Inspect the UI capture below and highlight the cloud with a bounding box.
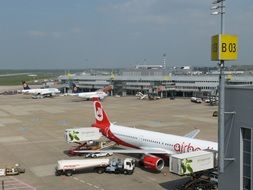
[28,30,64,39]
[129,14,171,25]
[28,30,47,37]
[28,27,82,39]
[100,0,208,26]
[71,27,81,33]
[101,0,171,25]
[109,0,156,14]
[52,32,61,39]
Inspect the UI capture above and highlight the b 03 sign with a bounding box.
[211,34,238,61]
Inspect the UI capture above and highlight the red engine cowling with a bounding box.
[142,155,164,171]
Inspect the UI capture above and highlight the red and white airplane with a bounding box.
[68,85,112,100]
[69,91,108,100]
[77,98,218,171]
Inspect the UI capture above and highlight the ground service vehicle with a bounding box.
[65,127,116,157]
[55,158,135,176]
[0,164,25,176]
[191,97,202,103]
[68,141,115,156]
[65,128,102,143]
[169,151,215,175]
[85,152,113,158]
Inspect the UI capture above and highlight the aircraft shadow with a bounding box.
[71,99,90,102]
[159,177,190,190]
[62,150,84,157]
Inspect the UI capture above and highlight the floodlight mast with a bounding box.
[211,0,225,174]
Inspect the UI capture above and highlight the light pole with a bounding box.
[211,0,225,173]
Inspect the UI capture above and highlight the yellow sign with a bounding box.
[211,35,219,61]
[211,34,238,61]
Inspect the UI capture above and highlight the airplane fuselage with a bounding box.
[22,88,60,96]
[104,124,218,154]
[77,91,107,99]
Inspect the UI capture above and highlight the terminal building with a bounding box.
[58,69,253,98]
[220,85,253,190]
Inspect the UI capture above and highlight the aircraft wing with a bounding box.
[40,92,53,96]
[70,93,99,99]
[89,95,100,98]
[184,129,200,139]
[140,95,148,100]
[67,93,78,96]
[74,147,174,155]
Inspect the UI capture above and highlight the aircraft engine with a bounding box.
[142,155,164,171]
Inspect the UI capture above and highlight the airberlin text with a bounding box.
[173,142,213,153]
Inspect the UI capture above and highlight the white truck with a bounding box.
[65,128,102,143]
[55,158,135,176]
[169,150,215,176]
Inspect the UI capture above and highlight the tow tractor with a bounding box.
[0,164,25,176]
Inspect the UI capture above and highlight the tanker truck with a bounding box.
[55,158,135,176]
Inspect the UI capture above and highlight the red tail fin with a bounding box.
[102,85,113,93]
[92,98,110,129]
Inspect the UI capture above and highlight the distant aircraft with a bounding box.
[68,85,112,100]
[21,81,60,98]
[69,91,108,100]
[75,98,218,171]
[136,92,160,100]
[136,92,148,100]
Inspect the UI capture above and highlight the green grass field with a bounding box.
[0,73,58,85]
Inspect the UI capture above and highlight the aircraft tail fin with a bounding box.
[92,98,110,130]
[102,85,112,93]
[96,85,112,93]
[22,81,30,90]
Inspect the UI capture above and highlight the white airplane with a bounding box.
[69,91,108,100]
[135,92,148,100]
[76,98,218,171]
[68,85,112,100]
[21,88,61,98]
[136,92,160,100]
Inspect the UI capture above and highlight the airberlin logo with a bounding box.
[174,142,201,153]
[94,101,103,121]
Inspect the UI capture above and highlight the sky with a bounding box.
[0,0,252,69]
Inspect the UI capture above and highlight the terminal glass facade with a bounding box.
[242,128,252,190]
